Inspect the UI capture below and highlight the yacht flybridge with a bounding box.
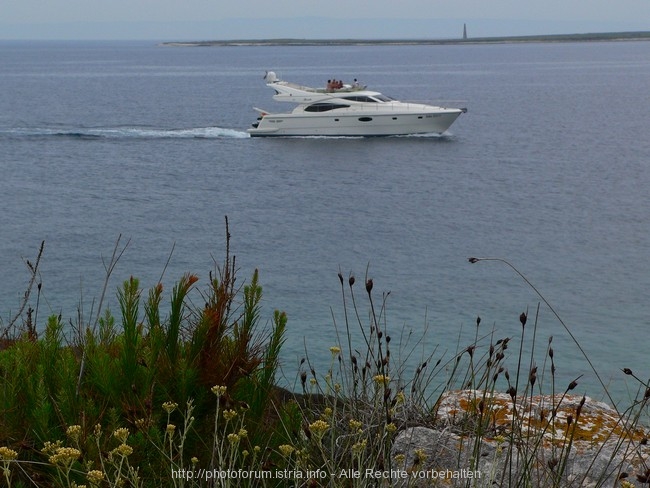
[247,71,466,137]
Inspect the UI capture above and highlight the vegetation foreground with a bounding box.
[1,229,649,487]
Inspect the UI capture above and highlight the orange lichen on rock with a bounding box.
[436,390,648,451]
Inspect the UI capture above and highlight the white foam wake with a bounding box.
[1,126,250,139]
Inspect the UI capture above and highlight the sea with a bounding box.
[1,39,649,408]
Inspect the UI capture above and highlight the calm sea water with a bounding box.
[1,40,649,406]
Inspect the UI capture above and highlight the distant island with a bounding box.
[162,30,650,47]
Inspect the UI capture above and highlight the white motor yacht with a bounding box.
[247,71,466,137]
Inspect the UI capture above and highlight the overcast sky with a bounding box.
[2,0,649,40]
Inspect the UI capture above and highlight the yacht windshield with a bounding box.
[373,94,394,102]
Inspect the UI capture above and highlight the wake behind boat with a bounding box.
[247,71,466,137]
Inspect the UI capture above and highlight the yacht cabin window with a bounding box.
[304,103,351,112]
[341,94,394,103]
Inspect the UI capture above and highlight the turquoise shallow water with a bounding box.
[1,40,650,406]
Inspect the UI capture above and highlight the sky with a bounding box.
[1,0,649,40]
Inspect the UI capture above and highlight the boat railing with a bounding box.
[325,101,466,113]
[280,81,321,92]
[408,99,468,105]
[276,80,367,94]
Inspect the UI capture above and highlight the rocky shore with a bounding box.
[392,389,650,487]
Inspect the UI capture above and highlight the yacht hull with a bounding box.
[248,109,463,137]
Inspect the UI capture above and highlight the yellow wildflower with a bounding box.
[223,409,238,421]
[322,407,333,418]
[238,428,248,438]
[66,425,82,442]
[385,423,397,433]
[227,433,240,444]
[166,424,176,435]
[42,440,63,455]
[0,447,18,461]
[373,374,390,386]
[394,454,406,466]
[349,419,363,431]
[162,401,178,414]
[329,346,341,356]
[87,470,105,485]
[278,444,295,457]
[211,385,227,397]
[191,457,199,465]
[309,420,330,436]
[112,444,133,458]
[49,447,81,467]
[396,391,406,405]
[113,427,129,443]
[309,378,317,386]
[352,439,367,454]
[414,448,427,462]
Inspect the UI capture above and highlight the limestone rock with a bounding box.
[390,390,650,487]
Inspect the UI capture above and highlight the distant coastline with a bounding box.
[162,30,650,47]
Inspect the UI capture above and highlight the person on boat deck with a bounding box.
[327,79,345,91]
[352,78,360,88]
